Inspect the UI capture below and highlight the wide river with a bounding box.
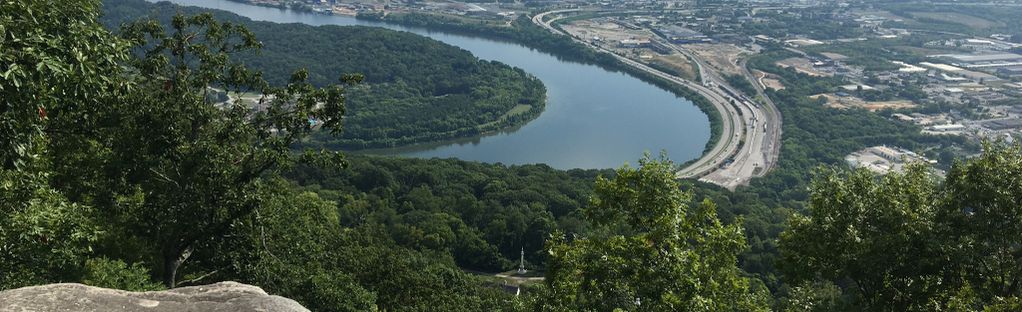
[154,0,710,169]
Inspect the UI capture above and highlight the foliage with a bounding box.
[286,155,606,271]
[778,281,851,312]
[541,156,769,311]
[4,0,352,289]
[2,2,524,309]
[82,258,163,291]
[779,142,1022,310]
[779,165,942,310]
[740,10,864,40]
[0,0,128,169]
[213,177,521,311]
[0,167,101,289]
[95,13,349,288]
[102,0,546,149]
[938,142,1022,303]
[726,74,757,96]
[209,179,380,311]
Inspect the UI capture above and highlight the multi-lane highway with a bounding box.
[532,9,781,190]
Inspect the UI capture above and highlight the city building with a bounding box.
[845,146,934,174]
[933,53,1022,69]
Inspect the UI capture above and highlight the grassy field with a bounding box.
[478,104,533,129]
[908,11,1003,29]
[649,54,699,81]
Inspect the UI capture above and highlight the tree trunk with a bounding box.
[162,245,194,288]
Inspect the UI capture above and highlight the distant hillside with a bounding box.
[101,0,546,149]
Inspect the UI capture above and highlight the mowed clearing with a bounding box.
[908,11,1003,29]
[648,53,700,81]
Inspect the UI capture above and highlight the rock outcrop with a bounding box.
[0,281,308,312]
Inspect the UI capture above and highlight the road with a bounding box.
[740,60,783,178]
[532,9,781,190]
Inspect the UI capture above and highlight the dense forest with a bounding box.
[740,10,866,40]
[4,0,1022,311]
[102,0,546,149]
[285,156,606,272]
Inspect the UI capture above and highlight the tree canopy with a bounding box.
[540,156,769,311]
[780,143,1022,311]
[3,0,350,289]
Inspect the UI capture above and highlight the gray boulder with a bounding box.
[0,281,309,312]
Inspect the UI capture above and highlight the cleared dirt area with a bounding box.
[686,43,750,76]
[562,19,650,43]
[812,93,916,111]
[563,19,699,81]
[647,53,699,81]
[753,70,785,90]
[775,57,833,77]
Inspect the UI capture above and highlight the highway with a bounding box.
[532,9,781,190]
[739,58,782,181]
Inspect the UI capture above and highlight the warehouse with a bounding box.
[934,53,1022,69]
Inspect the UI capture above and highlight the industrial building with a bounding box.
[655,25,708,44]
[619,39,651,48]
[845,146,933,174]
[933,53,1022,69]
[929,124,966,133]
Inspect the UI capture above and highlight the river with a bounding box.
[150,0,710,169]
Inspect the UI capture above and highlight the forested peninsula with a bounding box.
[102,0,546,149]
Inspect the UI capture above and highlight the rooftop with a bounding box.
[934,53,1022,63]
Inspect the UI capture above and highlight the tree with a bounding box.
[0,0,119,289]
[0,0,128,169]
[213,179,379,311]
[541,155,768,311]
[82,258,164,291]
[779,280,850,312]
[779,165,944,310]
[937,142,1022,303]
[0,167,101,289]
[779,143,1022,310]
[4,1,358,288]
[73,14,358,288]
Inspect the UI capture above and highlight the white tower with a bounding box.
[517,248,527,274]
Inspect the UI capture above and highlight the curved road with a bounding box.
[533,9,780,189]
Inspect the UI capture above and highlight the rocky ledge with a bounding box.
[0,281,308,312]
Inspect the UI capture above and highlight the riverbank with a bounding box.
[357,12,723,157]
